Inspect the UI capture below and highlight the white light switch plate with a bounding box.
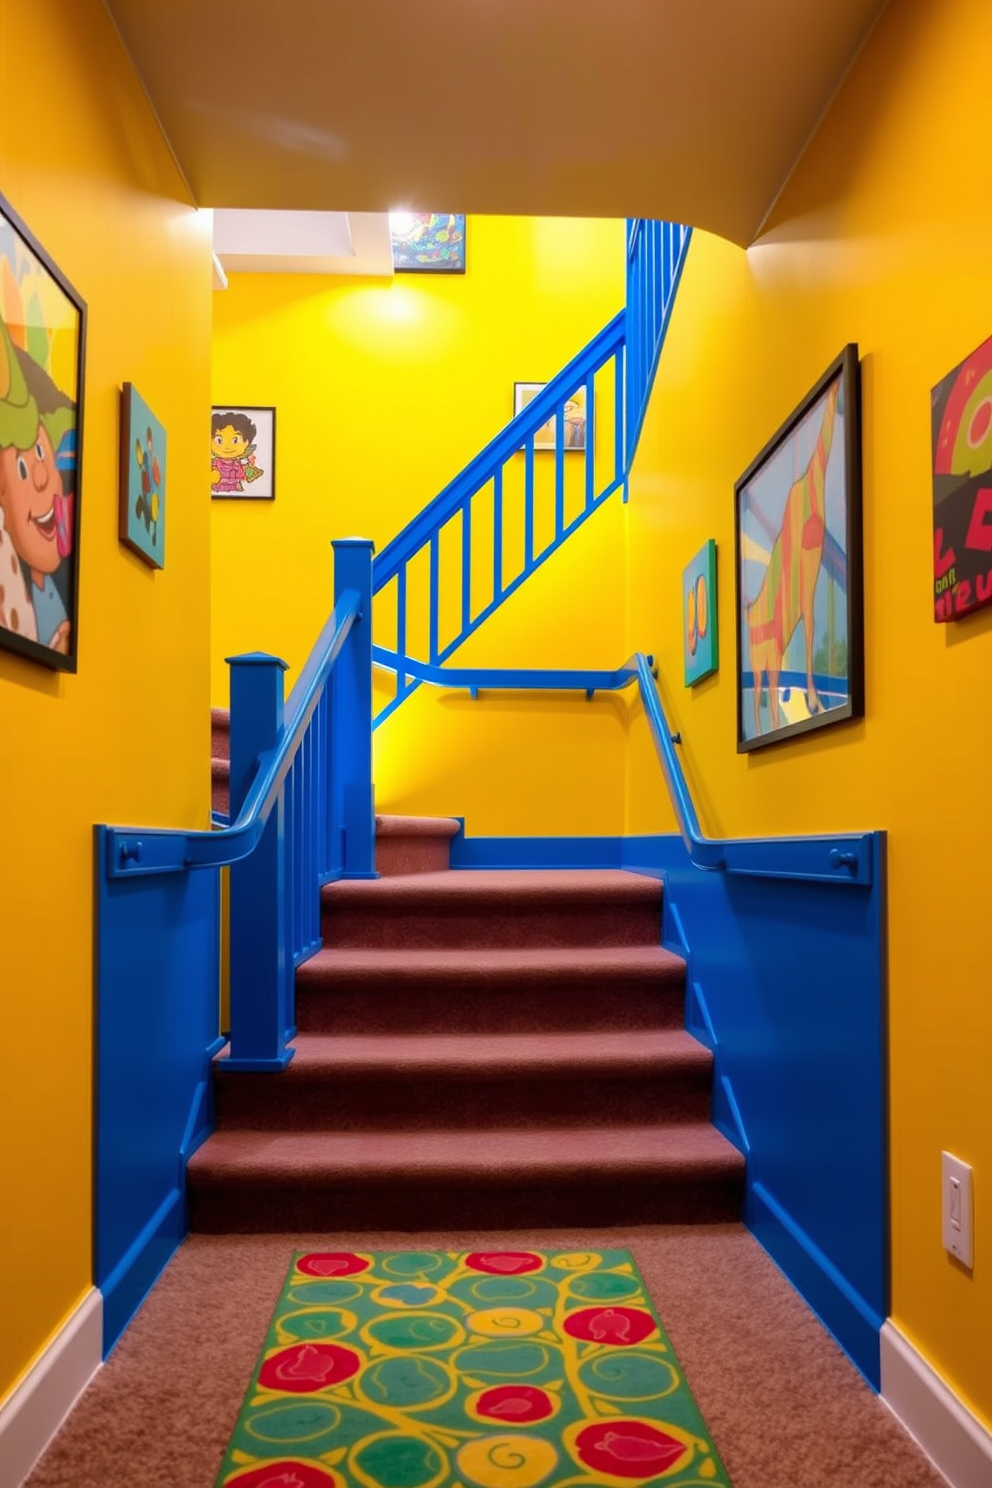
[941,1151,973,1268]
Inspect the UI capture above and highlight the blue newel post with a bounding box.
[226,651,295,1070]
[330,538,377,879]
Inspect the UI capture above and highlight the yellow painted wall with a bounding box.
[626,0,992,1425]
[0,0,213,1402]
[211,218,629,834]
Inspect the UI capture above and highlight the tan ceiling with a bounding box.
[104,0,888,247]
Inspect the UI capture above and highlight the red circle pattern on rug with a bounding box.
[224,1461,339,1486]
[575,1421,689,1478]
[464,1251,543,1274]
[258,1343,361,1393]
[563,1306,657,1345]
[476,1385,555,1423]
[295,1252,370,1278]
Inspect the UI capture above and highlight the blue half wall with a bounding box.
[454,828,888,1388]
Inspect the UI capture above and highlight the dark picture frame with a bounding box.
[734,344,863,752]
[211,406,276,500]
[0,190,87,672]
[119,383,166,569]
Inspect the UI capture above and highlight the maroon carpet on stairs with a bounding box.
[188,809,745,1233]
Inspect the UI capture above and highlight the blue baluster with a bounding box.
[226,651,294,1071]
[331,538,377,879]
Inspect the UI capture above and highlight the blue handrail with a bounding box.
[373,649,872,886]
[371,220,693,729]
[104,539,377,1070]
[105,591,360,876]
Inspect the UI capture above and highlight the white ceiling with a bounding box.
[105,0,889,247]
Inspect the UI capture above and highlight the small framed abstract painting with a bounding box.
[734,344,864,752]
[931,333,992,622]
[683,540,718,685]
[513,383,588,453]
[390,213,466,273]
[119,384,166,568]
[211,406,275,499]
[0,190,86,671]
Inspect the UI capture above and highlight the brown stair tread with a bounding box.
[188,1122,744,1184]
[325,868,663,906]
[215,1028,711,1081]
[297,942,684,981]
[375,815,460,838]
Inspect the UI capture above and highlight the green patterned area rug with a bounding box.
[216,1249,733,1488]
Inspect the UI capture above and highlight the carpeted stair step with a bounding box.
[186,1122,746,1231]
[294,943,687,1034]
[375,814,460,876]
[211,1028,713,1130]
[322,868,663,950]
[211,707,231,816]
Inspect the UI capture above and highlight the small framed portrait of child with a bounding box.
[210,406,275,500]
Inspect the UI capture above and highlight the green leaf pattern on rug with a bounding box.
[216,1249,733,1487]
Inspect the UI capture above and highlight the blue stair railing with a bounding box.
[372,219,692,727]
[105,538,376,1071]
[625,220,692,463]
[103,220,693,1072]
[378,651,873,886]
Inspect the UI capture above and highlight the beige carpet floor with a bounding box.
[25,1224,946,1488]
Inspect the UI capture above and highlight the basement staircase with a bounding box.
[191,713,745,1231]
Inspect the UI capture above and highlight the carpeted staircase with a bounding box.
[192,709,745,1230]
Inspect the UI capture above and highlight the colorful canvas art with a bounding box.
[931,333,992,622]
[514,383,587,452]
[0,192,86,671]
[390,213,466,273]
[215,1248,732,1488]
[119,384,166,568]
[211,406,275,500]
[683,540,718,686]
[734,345,864,751]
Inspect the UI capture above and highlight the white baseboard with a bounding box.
[881,1319,992,1488]
[0,1288,103,1488]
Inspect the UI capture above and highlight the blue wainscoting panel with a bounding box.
[623,831,888,1388]
[94,828,221,1355]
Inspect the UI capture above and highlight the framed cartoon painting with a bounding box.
[513,382,588,452]
[211,406,275,499]
[683,540,718,686]
[0,191,86,671]
[734,344,864,752]
[119,383,167,568]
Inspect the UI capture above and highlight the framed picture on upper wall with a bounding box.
[119,383,166,568]
[0,191,86,672]
[683,540,718,686]
[734,344,864,752]
[211,406,275,499]
[514,382,588,452]
[390,213,466,273]
[931,333,992,622]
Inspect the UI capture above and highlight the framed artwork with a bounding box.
[390,213,466,273]
[119,384,166,568]
[0,191,86,672]
[514,383,588,453]
[211,406,275,500]
[734,344,863,752]
[683,540,718,686]
[931,333,992,622]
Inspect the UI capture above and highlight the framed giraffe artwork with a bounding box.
[733,344,864,752]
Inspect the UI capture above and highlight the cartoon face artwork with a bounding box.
[0,313,75,656]
[0,512,38,642]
